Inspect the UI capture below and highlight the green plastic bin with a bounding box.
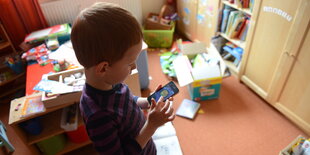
[36,134,66,155]
[142,22,175,48]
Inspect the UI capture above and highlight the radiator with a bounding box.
[39,0,143,26]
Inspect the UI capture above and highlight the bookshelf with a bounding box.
[215,0,254,76]
[219,32,246,49]
[222,1,252,16]
[0,21,26,101]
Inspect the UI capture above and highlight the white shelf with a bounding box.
[224,60,239,75]
[222,1,252,16]
[220,33,246,49]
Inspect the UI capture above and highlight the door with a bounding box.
[240,0,306,100]
[274,25,310,135]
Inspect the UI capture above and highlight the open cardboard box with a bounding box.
[41,67,141,108]
[173,42,226,101]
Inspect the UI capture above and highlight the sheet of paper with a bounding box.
[25,28,52,41]
[152,122,176,140]
[153,136,183,155]
[49,41,81,66]
[152,122,183,155]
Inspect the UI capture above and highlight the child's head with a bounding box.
[71,2,143,69]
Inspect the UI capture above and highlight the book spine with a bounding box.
[239,20,250,41]
[230,17,245,38]
[221,9,231,33]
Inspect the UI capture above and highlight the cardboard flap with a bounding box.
[173,55,194,87]
[208,43,227,76]
[181,42,207,55]
[192,65,221,80]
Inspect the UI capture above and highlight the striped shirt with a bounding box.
[80,83,156,155]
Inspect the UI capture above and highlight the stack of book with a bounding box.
[220,6,250,41]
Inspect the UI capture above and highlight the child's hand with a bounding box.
[147,96,175,129]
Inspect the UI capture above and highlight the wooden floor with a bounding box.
[0,49,308,155]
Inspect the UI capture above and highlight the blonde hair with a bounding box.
[71,2,142,68]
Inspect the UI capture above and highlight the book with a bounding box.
[234,17,247,38]
[220,8,233,33]
[234,0,242,8]
[249,0,254,11]
[225,11,240,35]
[152,122,183,155]
[239,19,250,41]
[228,15,245,38]
[20,93,46,118]
[176,99,200,119]
[24,23,71,43]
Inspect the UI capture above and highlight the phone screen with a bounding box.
[152,86,175,102]
[148,81,179,103]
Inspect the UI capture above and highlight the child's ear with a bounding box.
[95,61,109,76]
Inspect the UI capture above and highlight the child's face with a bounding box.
[104,40,142,85]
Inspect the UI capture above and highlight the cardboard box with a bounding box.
[279,135,307,155]
[173,42,223,101]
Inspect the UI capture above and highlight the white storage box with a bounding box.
[60,104,78,131]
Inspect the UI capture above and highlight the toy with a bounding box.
[21,44,50,65]
[52,59,70,72]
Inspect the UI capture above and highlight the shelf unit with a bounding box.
[57,139,92,155]
[0,21,16,55]
[0,21,25,100]
[0,41,10,50]
[9,99,92,155]
[222,1,252,16]
[219,32,246,49]
[216,0,254,76]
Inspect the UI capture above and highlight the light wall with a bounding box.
[141,0,166,20]
[40,0,166,26]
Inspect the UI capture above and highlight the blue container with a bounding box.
[6,61,24,74]
[19,118,43,135]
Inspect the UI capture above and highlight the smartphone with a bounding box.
[147,81,179,104]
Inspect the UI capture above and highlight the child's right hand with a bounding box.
[147,96,175,129]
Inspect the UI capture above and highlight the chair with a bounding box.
[0,120,15,153]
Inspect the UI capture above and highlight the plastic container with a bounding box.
[142,22,175,48]
[136,49,149,89]
[65,125,89,143]
[60,104,78,131]
[19,118,42,135]
[36,134,66,155]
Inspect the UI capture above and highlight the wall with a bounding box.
[141,0,166,19]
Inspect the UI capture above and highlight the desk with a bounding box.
[25,63,53,96]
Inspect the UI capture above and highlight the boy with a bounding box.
[71,2,175,155]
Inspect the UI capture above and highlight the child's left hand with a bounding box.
[137,85,162,109]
